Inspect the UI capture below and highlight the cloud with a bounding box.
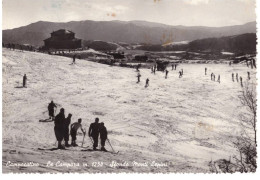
[184,0,210,5]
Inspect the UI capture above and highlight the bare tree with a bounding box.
[209,81,257,173]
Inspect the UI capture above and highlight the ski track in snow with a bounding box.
[2,48,256,173]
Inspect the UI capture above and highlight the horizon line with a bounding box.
[3,19,256,31]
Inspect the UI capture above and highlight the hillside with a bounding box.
[2,49,256,173]
[136,33,256,54]
[2,20,256,46]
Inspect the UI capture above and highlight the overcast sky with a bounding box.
[2,0,256,30]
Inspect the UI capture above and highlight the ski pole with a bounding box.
[81,129,86,147]
[89,136,94,144]
[81,134,86,147]
[107,139,116,153]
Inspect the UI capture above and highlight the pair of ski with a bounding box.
[82,134,119,154]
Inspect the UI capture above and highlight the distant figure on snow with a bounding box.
[229,61,231,66]
[165,69,169,79]
[72,54,76,64]
[232,73,234,82]
[64,113,72,147]
[247,72,250,80]
[48,101,57,120]
[99,122,108,152]
[88,118,100,150]
[54,108,65,149]
[23,74,27,88]
[71,118,86,147]
[240,77,243,87]
[153,65,156,74]
[145,78,149,87]
[211,73,214,81]
[236,73,239,82]
[217,75,220,83]
[205,68,207,75]
[172,64,174,70]
[179,71,182,78]
[137,72,141,83]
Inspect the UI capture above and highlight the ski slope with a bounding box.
[2,48,256,173]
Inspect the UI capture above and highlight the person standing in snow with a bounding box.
[88,118,100,150]
[211,73,214,81]
[217,75,220,83]
[137,72,141,83]
[23,74,27,88]
[247,72,251,80]
[70,118,86,147]
[205,68,207,75]
[145,78,149,87]
[179,71,182,78]
[153,65,156,74]
[236,73,239,82]
[72,54,76,64]
[240,77,243,87]
[54,108,66,149]
[48,101,57,120]
[165,69,169,79]
[99,122,108,152]
[64,113,72,147]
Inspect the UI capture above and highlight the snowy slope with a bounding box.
[2,49,256,173]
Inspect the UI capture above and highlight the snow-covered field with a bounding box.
[2,49,256,173]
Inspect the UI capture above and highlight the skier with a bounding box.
[70,118,86,147]
[179,71,182,78]
[236,73,239,82]
[232,73,234,82]
[250,60,253,69]
[88,118,100,150]
[165,69,169,79]
[153,65,156,74]
[217,75,220,83]
[54,108,65,149]
[205,68,207,75]
[48,101,57,120]
[64,113,72,147]
[23,74,27,88]
[137,72,141,83]
[211,73,214,81]
[145,78,149,88]
[99,122,108,152]
[72,54,76,64]
[252,58,256,68]
[181,69,183,76]
[172,64,174,70]
[247,72,250,80]
[240,77,243,87]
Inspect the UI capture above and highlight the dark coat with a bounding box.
[88,123,99,137]
[99,126,107,140]
[54,112,65,129]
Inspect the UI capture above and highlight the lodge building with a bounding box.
[44,29,82,50]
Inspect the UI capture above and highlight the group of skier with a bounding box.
[48,101,108,151]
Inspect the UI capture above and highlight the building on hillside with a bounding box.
[44,29,82,50]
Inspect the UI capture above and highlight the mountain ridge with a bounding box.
[2,20,256,46]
